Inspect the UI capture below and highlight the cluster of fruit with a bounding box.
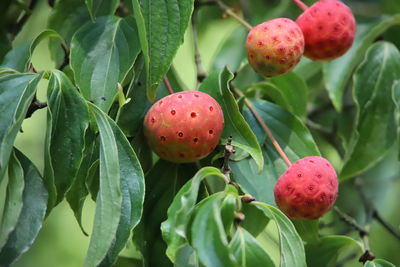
[247,0,356,77]
[143,0,355,220]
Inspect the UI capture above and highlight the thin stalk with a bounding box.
[233,89,292,167]
[214,0,253,30]
[163,77,174,94]
[291,0,309,11]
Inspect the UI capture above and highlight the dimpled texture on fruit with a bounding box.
[296,0,356,61]
[143,91,224,163]
[246,18,305,77]
[274,156,338,220]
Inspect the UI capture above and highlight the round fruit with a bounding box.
[296,0,356,61]
[143,91,224,163]
[246,18,305,77]
[274,156,338,220]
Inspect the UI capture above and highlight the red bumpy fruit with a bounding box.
[246,18,305,77]
[274,156,338,220]
[296,0,356,61]
[143,91,224,163]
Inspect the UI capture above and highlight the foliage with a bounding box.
[1,0,400,266]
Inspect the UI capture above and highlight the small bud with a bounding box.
[240,194,255,203]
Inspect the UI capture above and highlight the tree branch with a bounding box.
[221,136,235,182]
[26,95,47,119]
[355,178,400,241]
[213,0,253,30]
[333,206,375,264]
[233,88,292,167]
[191,8,207,85]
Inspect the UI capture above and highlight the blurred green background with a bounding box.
[1,0,400,266]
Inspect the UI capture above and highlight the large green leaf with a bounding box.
[190,193,238,267]
[1,30,64,72]
[85,0,119,21]
[85,104,145,267]
[340,42,400,180]
[137,0,194,102]
[229,227,275,267]
[0,150,48,266]
[199,67,263,172]
[0,73,41,182]
[323,15,400,111]
[70,16,141,112]
[305,236,362,267]
[231,99,320,204]
[161,167,227,262]
[43,70,89,211]
[66,129,98,235]
[253,202,306,267]
[0,151,24,249]
[267,72,308,118]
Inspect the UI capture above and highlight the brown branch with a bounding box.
[221,136,235,181]
[26,95,47,119]
[233,89,292,167]
[191,8,207,84]
[355,178,400,241]
[213,0,252,30]
[163,76,174,94]
[333,206,375,264]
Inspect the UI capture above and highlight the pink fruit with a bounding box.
[246,18,305,77]
[143,91,224,163]
[274,156,338,220]
[296,0,356,61]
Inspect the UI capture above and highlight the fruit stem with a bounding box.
[214,0,253,31]
[291,0,309,11]
[221,136,235,181]
[233,89,292,167]
[192,8,207,84]
[163,76,174,94]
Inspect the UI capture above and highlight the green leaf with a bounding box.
[291,220,319,244]
[199,67,263,172]
[0,151,24,249]
[47,0,91,65]
[44,70,89,211]
[305,236,362,267]
[212,27,248,72]
[175,244,199,267]
[85,103,145,267]
[161,167,227,262]
[268,72,308,117]
[340,42,400,180]
[230,99,320,204]
[66,129,98,235]
[139,0,194,102]
[229,227,275,267]
[0,29,11,62]
[394,80,400,159]
[0,149,48,266]
[85,0,119,21]
[364,259,396,267]
[240,203,270,237]
[323,15,400,111]
[0,73,42,182]
[190,194,238,267]
[1,30,64,72]
[253,202,306,267]
[70,16,141,112]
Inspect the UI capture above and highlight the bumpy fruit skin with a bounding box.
[143,91,224,163]
[296,0,356,61]
[246,18,305,77]
[274,156,338,220]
